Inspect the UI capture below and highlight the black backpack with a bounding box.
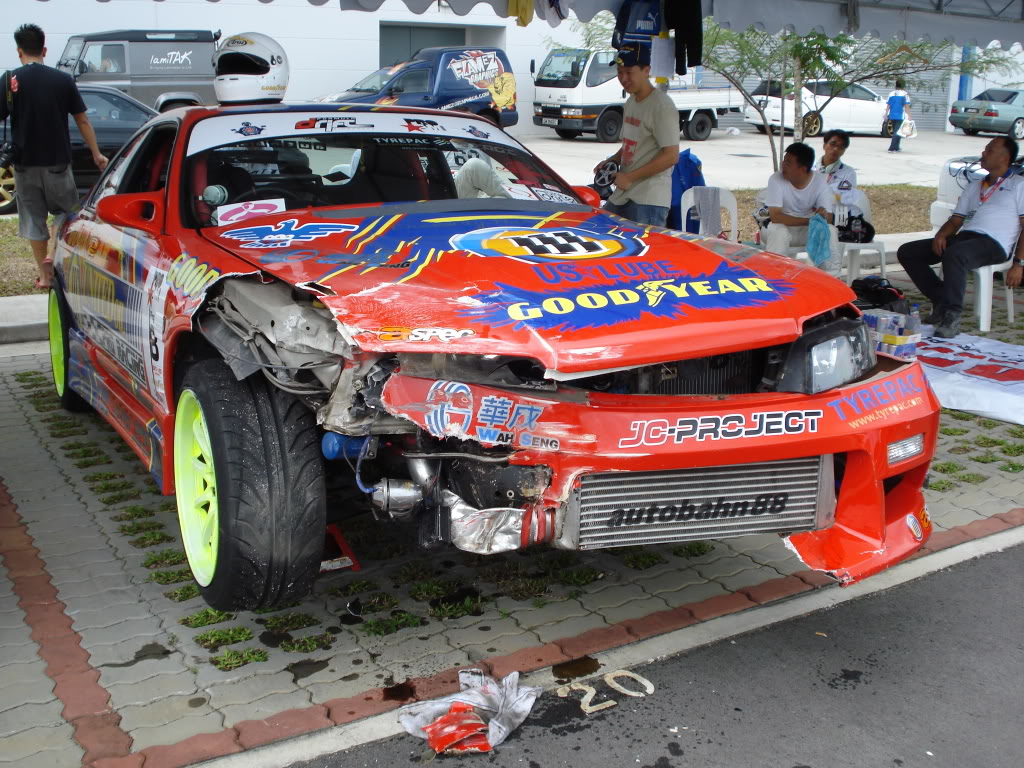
[851,276,910,315]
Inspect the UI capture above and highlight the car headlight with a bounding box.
[561,107,583,116]
[778,318,877,394]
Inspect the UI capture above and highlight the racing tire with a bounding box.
[1010,119,1024,140]
[173,359,326,611]
[685,112,713,141]
[802,111,823,137]
[882,120,895,138]
[48,285,90,412]
[159,100,193,113]
[963,128,980,136]
[755,124,768,134]
[596,109,622,143]
[555,129,581,140]
[0,165,16,216]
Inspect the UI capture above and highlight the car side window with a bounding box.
[586,52,617,87]
[119,125,178,195]
[80,43,126,74]
[394,69,430,93]
[88,133,145,206]
[847,85,876,101]
[80,91,151,126]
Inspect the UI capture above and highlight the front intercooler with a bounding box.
[568,455,835,550]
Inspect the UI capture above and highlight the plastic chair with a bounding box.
[841,190,887,284]
[680,187,738,241]
[973,259,1016,332]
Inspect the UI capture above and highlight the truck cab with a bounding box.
[57,29,219,112]
[315,47,518,128]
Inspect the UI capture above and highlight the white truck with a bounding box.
[531,48,743,143]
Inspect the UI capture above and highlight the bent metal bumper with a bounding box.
[381,358,940,585]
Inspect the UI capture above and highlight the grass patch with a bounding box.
[158,500,177,513]
[280,633,336,653]
[65,446,103,459]
[100,489,143,505]
[180,607,234,628]
[61,440,97,450]
[501,577,549,601]
[673,541,715,558]
[149,568,193,585]
[14,371,45,382]
[956,472,988,484]
[210,647,268,671]
[939,427,970,437]
[110,506,155,522]
[143,549,187,569]
[92,479,136,493]
[557,566,603,587]
[84,471,124,482]
[430,594,483,620]
[932,461,966,474]
[477,560,529,583]
[942,409,977,422]
[50,426,89,437]
[409,579,459,602]
[1005,426,1024,439]
[617,547,667,570]
[974,435,1005,448]
[1001,442,1024,457]
[130,531,174,548]
[330,579,378,598]
[195,626,253,650]
[164,583,201,602]
[928,478,957,491]
[263,612,320,633]
[972,452,1001,464]
[360,612,423,636]
[117,520,165,535]
[360,592,399,613]
[392,560,433,585]
[999,461,1024,472]
[978,418,1001,429]
[73,456,112,468]
[948,445,973,455]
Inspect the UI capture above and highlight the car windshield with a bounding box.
[348,64,407,93]
[535,50,589,87]
[185,112,579,228]
[752,80,786,97]
[58,39,84,70]
[972,89,1018,103]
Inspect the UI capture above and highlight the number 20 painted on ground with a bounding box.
[556,669,656,714]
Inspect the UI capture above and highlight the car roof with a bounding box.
[206,101,491,121]
[78,84,158,115]
[67,30,218,43]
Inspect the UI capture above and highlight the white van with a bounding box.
[531,48,742,143]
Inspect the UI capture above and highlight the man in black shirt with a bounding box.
[0,24,107,290]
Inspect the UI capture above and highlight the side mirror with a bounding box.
[96,191,163,236]
[530,59,536,75]
[76,60,87,76]
[572,185,602,208]
[389,85,405,95]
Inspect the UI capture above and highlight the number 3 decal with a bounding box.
[556,669,655,714]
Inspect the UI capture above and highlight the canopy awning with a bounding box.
[43,0,1024,46]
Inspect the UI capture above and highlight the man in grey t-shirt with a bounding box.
[593,43,679,227]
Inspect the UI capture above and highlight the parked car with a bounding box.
[948,88,1024,138]
[743,79,890,137]
[56,29,219,111]
[48,102,938,610]
[0,84,156,215]
[314,47,518,127]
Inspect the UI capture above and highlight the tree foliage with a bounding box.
[543,10,616,51]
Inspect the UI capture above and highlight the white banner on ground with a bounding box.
[917,331,1024,425]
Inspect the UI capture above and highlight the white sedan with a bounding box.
[743,79,890,137]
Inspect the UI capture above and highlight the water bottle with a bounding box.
[907,303,921,333]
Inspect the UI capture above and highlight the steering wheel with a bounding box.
[593,160,618,201]
[229,186,302,206]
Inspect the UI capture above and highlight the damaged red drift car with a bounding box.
[48,103,939,610]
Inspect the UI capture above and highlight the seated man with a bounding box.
[759,142,841,275]
[898,136,1024,338]
[817,129,862,219]
[455,156,511,199]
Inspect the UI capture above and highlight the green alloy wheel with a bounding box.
[173,358,326,610]
[48,286,89,411]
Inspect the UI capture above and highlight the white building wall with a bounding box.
[2,0,577,104]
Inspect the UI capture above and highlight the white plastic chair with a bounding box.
[841,190,887,284]
[680,187,738,241]
[973,260,1016,332]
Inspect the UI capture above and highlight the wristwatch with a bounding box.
[1014,257,1024,266]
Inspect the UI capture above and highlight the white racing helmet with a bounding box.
[213,32,289,104]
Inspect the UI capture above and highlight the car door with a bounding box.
[810,81,851,130]
[387,68,433,108]
[844,83,885,132]
[62,122,178,415]
[70,89,155,196]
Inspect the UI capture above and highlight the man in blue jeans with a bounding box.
[886,78,912,153]
[897,137,1024,338]
[594,43,679,226]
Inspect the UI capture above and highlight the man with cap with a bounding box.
[593,43,680,227]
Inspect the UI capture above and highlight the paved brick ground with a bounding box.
[1,312,1022,767]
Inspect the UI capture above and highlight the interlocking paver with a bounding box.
[443,617,523,649]
[634,566,707,595]
[598,594,672,625]
[305,667,388,704]
[716,568,775,592]
[0,676,55,712]
[105,670,198,709]
[70,601,157,631]
[98,652,189,687]
[381,649,471,682]
[0,700,65,738]
[694,553,760,581]
[205,671,297,710]
[128,712,226,752]
[76,617,164,647]
[509,599,588,630]
[0,624,35,648]
[534,614,609,643]
[2,642,43,665]
[460,630,544,663]
[219,690,313,728]
[54,573,133,600]
[0,723,82,764]
[35,549,119,575]
[117,694,217,732]
[659,580,730,609]
[579,583,653,612]
[931,506,986,529]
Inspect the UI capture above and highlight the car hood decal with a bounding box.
[207,208,854,373]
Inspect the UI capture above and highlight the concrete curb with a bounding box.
[0,294,48,344]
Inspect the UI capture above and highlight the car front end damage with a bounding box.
[196,218,939,587]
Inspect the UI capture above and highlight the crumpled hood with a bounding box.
[205,205,855,373]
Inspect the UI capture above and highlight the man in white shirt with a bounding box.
[759,142,841,275]
[817,129,861,218]
[897,137,1024,338]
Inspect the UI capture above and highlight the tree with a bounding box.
[543,10,615,52]
[703,20,1022,170]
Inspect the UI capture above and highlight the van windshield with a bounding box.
[535,50,589,88]
[349,64,406,93]
[58,39,84,70]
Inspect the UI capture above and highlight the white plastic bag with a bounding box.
[897,119,917,139]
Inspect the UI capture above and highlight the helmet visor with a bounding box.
[216,51,270,77]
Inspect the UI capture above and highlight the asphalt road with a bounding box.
[286,545,1024,768]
